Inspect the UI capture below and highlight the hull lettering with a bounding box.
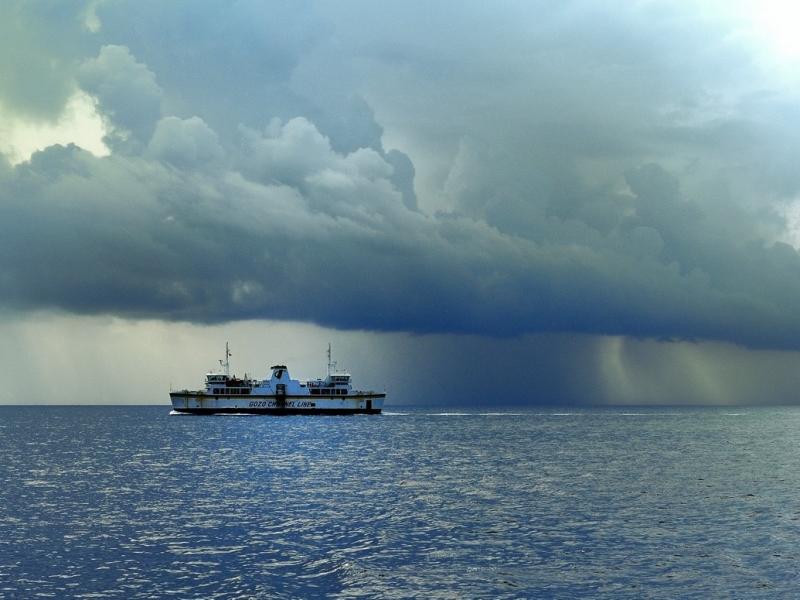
[248,400,317,408]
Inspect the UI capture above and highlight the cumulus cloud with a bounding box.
[77,44,163,150]
[3,1,800,355]
[147,116,224,169]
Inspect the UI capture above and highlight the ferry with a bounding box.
[170,344,385,415]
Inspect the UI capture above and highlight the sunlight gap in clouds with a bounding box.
[712,0,800,77]
[746,0,800,62]
[0,91,108,165]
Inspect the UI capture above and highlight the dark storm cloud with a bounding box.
[3,1,800,350]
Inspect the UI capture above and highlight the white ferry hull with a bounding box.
[170,392,385,415]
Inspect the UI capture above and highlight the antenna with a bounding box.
[327,342,332,377]
[222,341,231,377]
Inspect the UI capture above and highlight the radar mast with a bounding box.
[219,341,231,377]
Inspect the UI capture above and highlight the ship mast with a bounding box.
[327,343,332,377]
[220,341,231,377]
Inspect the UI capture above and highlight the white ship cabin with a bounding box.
[204,372,254,396]
[305,369,353,396]
[269,364,353,396]
[195,343,356,398]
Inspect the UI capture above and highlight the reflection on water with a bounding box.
[2,405,800,598]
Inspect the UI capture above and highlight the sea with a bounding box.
[2,405,800,599]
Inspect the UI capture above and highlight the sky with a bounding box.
[3,0,800,405]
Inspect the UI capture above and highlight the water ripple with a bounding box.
[2,406,800,597]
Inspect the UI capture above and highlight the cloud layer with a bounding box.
[3,1,800,350]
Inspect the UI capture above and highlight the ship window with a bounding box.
[311,389,320,395]
[274,369,284,379]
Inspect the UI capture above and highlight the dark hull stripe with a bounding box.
[172,407,383,416]
[169,393,386,400]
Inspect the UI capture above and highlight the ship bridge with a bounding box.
[326,373,351,386]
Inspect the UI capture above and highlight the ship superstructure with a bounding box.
[170,343,385,415]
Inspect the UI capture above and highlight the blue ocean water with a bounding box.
[2,406,800,598]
